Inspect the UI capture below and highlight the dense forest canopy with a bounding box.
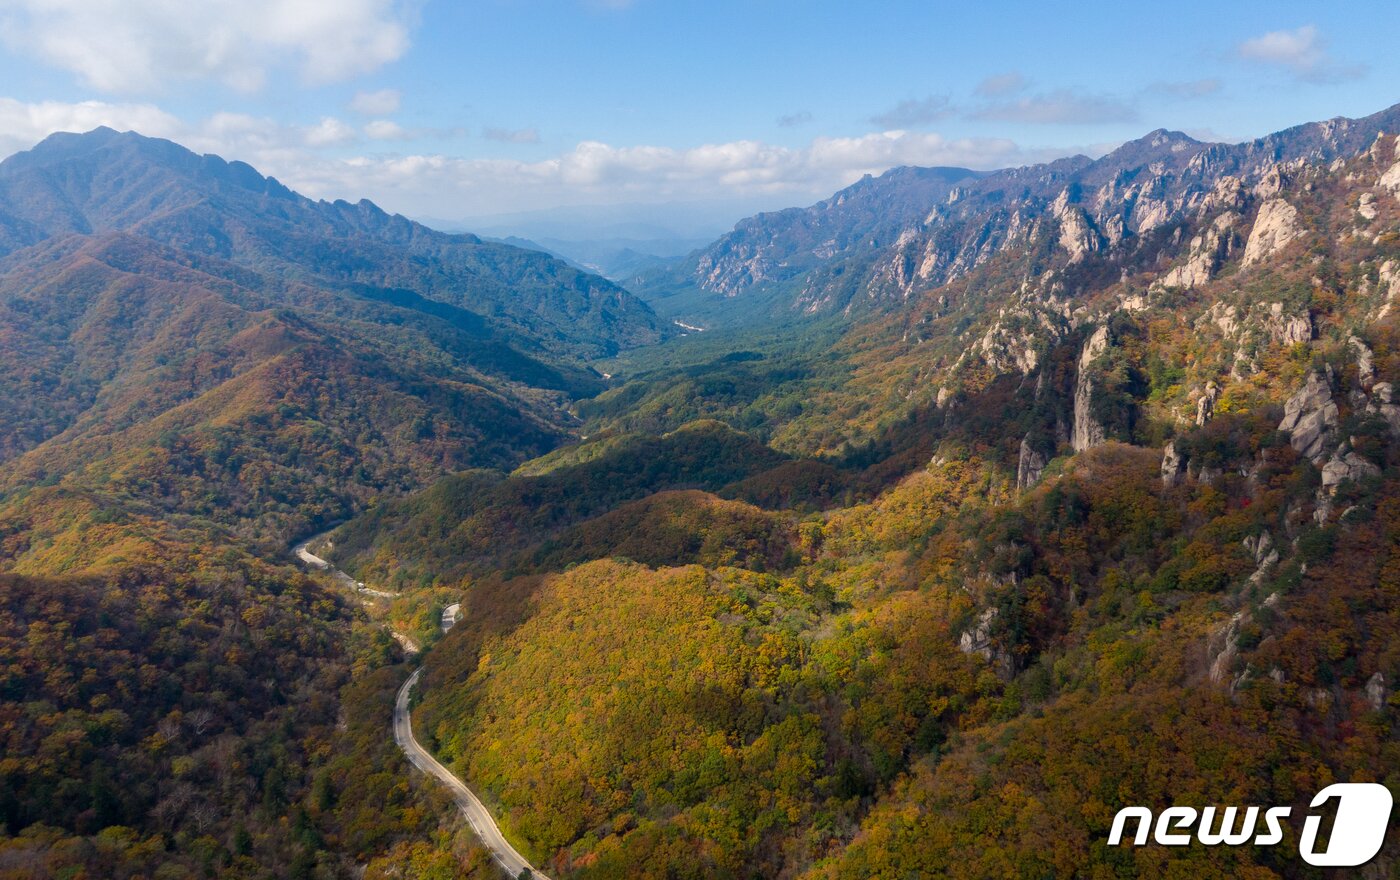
[5,102,1400,879]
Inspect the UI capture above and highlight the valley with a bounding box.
[4,96,1400,879]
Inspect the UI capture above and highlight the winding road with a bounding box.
[295,533,544,878]
[395,670,547,879]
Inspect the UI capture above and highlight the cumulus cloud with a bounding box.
[869,96,953,129]
[483,127,541,144]
[0,97,182,155]
[364,119,410,140]
[286,129,1035,217]
[0,97,1060,220]
[974,72,1027,97]
[1238,25,1321,72]
[303,117,357,147]
[0,100,358,168]
[969,89,1138,125]
[1236,25,1364,83]
[350,88,402,115]
[0,0,413,93]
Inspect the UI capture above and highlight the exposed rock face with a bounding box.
[667,107,1400,318]
[1243,531,1279,586]
[1379,260,1400,320]
[1263,304,1312,345]
[1278,370,1338,463]
[1366,672,1389,711]
[1201,301,1310,348]
[1017,436,1047,490]
[1358,192,1378,220]
[1052,190,1103,264]
[1159,211,1238,289]
[1380,160,1400,193]
[957,609,1002,660]
[1320,451,1381,490]
[1253,164,1290,199]
[1161,440,1186,487]
[1366,382,1400,435]
[1242,199,1301,266]
[1072,326,1111,452]
[1350,335,1376,387]
[1196,381,1219,426]
[1209,612,1244,685]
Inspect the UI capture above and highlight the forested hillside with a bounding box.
[0,130,671,877]
[0,129,680,568]
[7,102,1400,878]
[324,108,1400,877]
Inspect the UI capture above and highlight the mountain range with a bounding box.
[4,100,1400,879]
[636,102,1400,327]
[0,128,678,563]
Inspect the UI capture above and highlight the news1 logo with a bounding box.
[1108,783,1393,867]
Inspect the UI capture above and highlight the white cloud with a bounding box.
[1236,25,1364,83]
[281,130,1036,217]
[364,119,410,140]
[0,0,413,93]
[350,88,402,115]
[0,97,183,155]
[0,97,1058,221]
[303,117,357,147]
[970,89,1138,125]
[1237,25,1324,73]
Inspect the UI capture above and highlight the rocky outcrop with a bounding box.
[1072,326,1111,452]
[1358,192,1378,220]
[1379,260,1400,321]
[1196,381,1219,426]
[1262,304,1312,345]
[1161,440,1186,487]
[1366,382,1400,435]
[1278,370,1338,463]
[1052,191,1103,264]
[1199,301,1309,349]
[1209,612,1244,685]
[1253,164,1291,199]
[1159,212,1238,289]
[959,607,1010,675]
[1320,450,1381,490]
[1242,199,1301,266]
[1017,436,1047,490]
[1380,160,1400,193]
[1366,672,1389,711]
[1243,531,1279,586]
[1350,335,1376,387]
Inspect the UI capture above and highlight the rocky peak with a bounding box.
[1095,128,1204,171]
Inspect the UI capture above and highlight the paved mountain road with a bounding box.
[295,534,542,878]
[395,670,548,879]
[294,536,398,598]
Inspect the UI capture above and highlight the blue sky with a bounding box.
[0,0,1395,233]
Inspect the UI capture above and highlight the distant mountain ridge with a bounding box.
[640,102,1400,321]
[0,127,675,555]
[0,127,672,359]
